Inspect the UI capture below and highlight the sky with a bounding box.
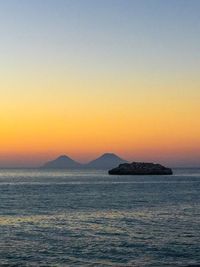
[0,0,200,167]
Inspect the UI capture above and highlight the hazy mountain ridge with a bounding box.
[85,153,127,169]
[42,155,82,169]
[41,153,127,169]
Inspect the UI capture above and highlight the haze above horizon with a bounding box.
[0,0,200,167]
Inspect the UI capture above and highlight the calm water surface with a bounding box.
[0,169,200,266]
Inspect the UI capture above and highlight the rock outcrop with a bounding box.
[108,162,173,175]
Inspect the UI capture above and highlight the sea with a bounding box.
[0,168,199,267]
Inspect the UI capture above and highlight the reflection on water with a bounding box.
[0,169,200,266]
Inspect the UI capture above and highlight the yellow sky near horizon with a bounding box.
[1,67,200,167]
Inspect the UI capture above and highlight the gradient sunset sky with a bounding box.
[0,0,200,167]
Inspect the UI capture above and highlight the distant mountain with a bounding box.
[41,153,128,170]
[85,153,127,169]
[41,155,82,169]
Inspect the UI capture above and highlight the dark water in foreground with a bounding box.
[0,169,200,267]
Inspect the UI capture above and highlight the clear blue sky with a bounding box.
[0,0,199,73]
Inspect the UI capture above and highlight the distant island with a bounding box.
[108,162,173,175]
[42,155,82,169]
[84,153,127,169]
[41,154,173,174]
[41,153,127,170]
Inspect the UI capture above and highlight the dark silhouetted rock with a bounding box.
[108,162,173,175]
[85,153,127,169]
[41,155,82,169]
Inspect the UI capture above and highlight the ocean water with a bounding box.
[0,169,200,267]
